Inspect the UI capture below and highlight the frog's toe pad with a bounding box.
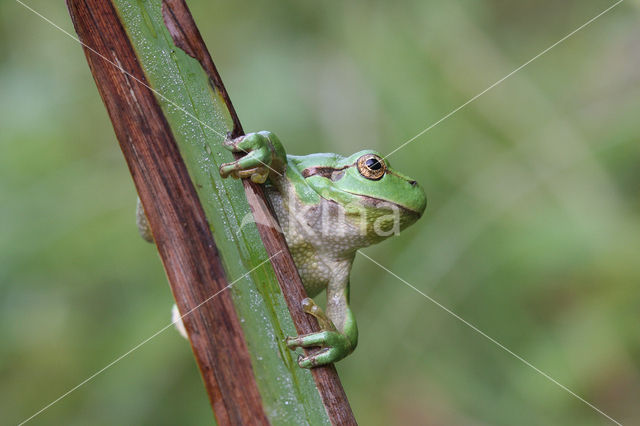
[286,331,332,349]
[219,161,241,178]
[221,135,245,152]
[296,349,338,368]
[286,336,300,349]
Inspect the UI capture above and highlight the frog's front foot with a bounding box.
[286,298,354,368]
[219,131,283,184]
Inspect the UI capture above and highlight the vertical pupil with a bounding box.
[366,158,382,171]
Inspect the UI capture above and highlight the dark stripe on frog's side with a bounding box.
[302,165,418,187]
[302,165,350,181]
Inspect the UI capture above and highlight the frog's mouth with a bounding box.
[344,191,424,219]
[303,165,425,219]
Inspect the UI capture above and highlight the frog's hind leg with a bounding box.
[136,197,154,243]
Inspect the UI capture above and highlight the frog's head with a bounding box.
[303,150,426,241]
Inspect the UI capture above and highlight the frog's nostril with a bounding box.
[409,180,417,187]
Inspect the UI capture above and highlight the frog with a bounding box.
[138,131,426,368]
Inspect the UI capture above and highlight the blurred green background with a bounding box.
[1,0,639,424]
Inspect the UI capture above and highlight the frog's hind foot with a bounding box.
[285,298,352,368]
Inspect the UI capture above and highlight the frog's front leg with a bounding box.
[286,280,358,368]
[219,131,286,183]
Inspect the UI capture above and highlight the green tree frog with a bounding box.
[138,131,426,368]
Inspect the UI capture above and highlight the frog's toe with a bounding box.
[285,335,299,349]
[289,332,351,367]
[236,167,269,184]
[286,331,331,349]
[219,160,239,178]
[297,348,340,368]
[221,135,243,152]
[222,132,269,153]
[219,147,272,179]
[220,162,270,183]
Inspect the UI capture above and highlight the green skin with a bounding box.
[138,131,426,368]
[218,131,427,368]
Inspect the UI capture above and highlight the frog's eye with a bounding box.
[356,154,386,180]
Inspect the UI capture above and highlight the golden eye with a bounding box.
[356,154,386,180]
